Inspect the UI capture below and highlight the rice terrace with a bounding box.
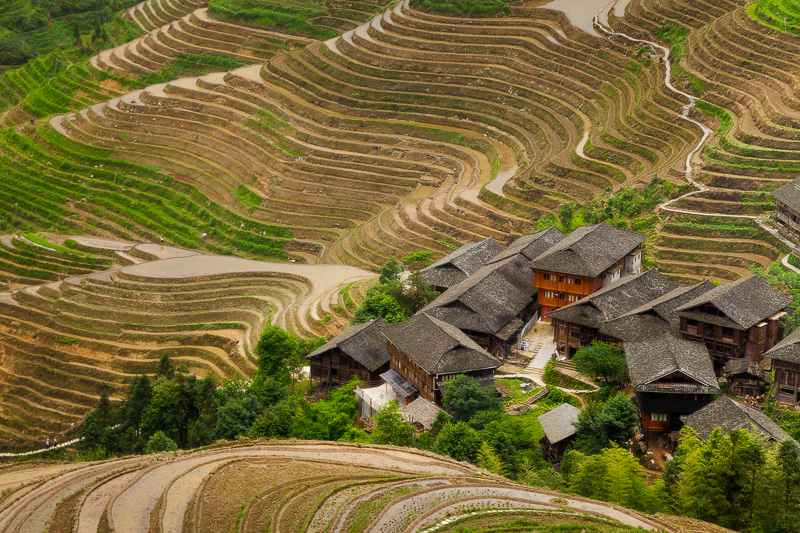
[3,0,800,530]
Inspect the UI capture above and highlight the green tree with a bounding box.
[254,326,299,384]
[574,395,637,453]
[433,421,481,463]
[476,441,505,475]
[156,353,174,379]
[214,395,263,440]
[371,401,416,446]
[125,375,152,437]
[442,374,502,422]
[573,341,628,386]
[145,431,178,454]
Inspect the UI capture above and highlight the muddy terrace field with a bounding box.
[0,442,730,532]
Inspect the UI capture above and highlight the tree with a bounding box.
[442,374,502,422]
[125,375,152,436]
[476,441,505,475]
[156,353,174,379]
[214,395,263,440]
[574,395,637,453]
[145,431,178,454]
[371,401,416,446]
[573,341,628,386]
[433,421,481,463]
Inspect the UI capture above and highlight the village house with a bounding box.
[681,396,795,444]
[547,269,681,357]
[676,274,791,375]
[485,226,566,266]
[381,312,501,406]
[401,397,445,430]
[723,358,768,398]
[537,403,582,463]
[307,318,390,386]
[419,237,505,292]
[771,177,800,240]
[422,254,537,358]
[625,335,719,442]
[764,326,800,406]
[528,222,645,321]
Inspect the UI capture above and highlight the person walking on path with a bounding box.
[45,438,50,449]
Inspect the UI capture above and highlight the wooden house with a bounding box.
[528,222,645,321]
[537,403,582,463]
[681,396,795,444]
[419,237,505,292]
[676,274,791,375]
[546,269,700,357]
[764,326,800,406]
[771,177,800,240]
[625,335,720,437]
[723,358,767,398]
[381,312,501,406]
[401,397,445,430]
[423,253,538,358]
[307,318,390,386]
[485,226,565,265]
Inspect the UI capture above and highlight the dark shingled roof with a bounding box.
[402,397,444,429]
[488,227,565,264]
[537,403,582,444]
[306,318,390,372]
[681,397,795,444]
[597,281,716,342]
[528,222,645,278]
[546,269,680,329]
[771,177,800,213]
[423,254,535,336]
[382,312,501,375]
[625,335,719,394]
[420,237,505,290]
[676,275,791,330]
[764,325,800,365]
[724,358,766,381]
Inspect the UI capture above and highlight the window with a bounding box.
[559,276,565,283]
[651,413,668,422]
[566,294,580,302]
[567,277,581,285]
[722,327,735,340]
[543,273,553,281]
[569,330,580,339]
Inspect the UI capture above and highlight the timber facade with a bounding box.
[771,178,800,240]
[307,318,390,387]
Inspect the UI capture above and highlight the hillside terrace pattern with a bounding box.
[0,246,372,450]
[54,0,707,270]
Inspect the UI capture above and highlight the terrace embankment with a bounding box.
[54,0,701,269]
[0,243,373,450]
[0,441,728,532]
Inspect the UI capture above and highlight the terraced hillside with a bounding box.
[0,243,372,449]
[54,0,704,270]
[0,442,730,532]
[612,0,800,278]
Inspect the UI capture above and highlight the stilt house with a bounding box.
[537,403,582,463]
[307,318,390,386]
[764,326,800,406]
[771,177,800,240]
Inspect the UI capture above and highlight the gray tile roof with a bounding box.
[676,274,791,330]
[423,254,535,336]
[420,237,505,289]
[681,396,795,444]
[547,269,680,328]
[537,403,582,444]
[382,312,501,375]
[307,318,390,372]
[625,335,720,393]
[771,177,800,212]
[402,397,444,429]
[724,358,766,381]
[528,222,645,278]
[764,325,800,364]
[488,227,565,264]
[597,281,716,341]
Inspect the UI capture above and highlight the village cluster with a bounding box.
[308,218,800,462]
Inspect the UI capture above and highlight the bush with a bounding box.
[145,431,178,454]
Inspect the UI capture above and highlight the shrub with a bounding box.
[145,431,178,454]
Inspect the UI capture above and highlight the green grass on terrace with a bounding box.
[749,0,800,35]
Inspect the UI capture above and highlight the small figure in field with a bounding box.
[46,438,50,449]
[159,237,164,249]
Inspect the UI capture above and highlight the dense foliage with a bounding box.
[573,341,629,386]
[351,253,439,324]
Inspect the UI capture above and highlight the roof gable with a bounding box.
[528,222,645,278]
[625,335,719,393]
[537,403,582,444]
[764,325,800,364]
[307,318,390,372]
[420,237,505,288]
[771,177,800,212]
[676,275,790,329]
[488,226,565,264]
[681,397,795,443]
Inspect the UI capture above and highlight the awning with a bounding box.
[380,369,418,398]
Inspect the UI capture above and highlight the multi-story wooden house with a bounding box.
[626,335,719,438]
[307,318,390,386]
[676,275,791,375]
[723,359,767,398]
[423,254,537,358]
[764,326,800,406]
[547,269,681,356]
[419,237,505,292]
[381,312,500,406]
[771,177,800,240]
[528,222,645,321]
[681,396,794,444]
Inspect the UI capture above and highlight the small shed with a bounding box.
[724,358,767,398]
[537,403,582,463]
[402,397,445,430]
